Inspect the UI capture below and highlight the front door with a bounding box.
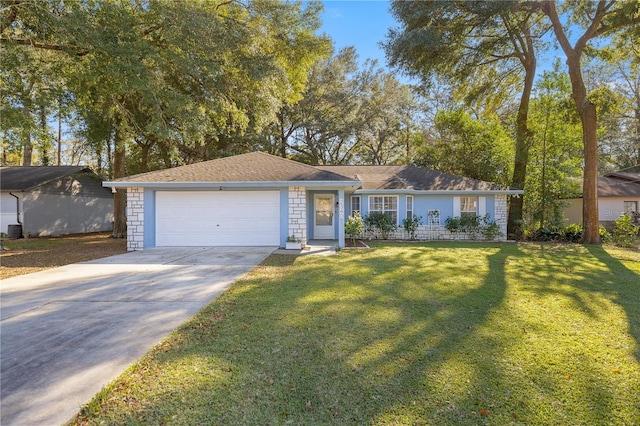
[314,194,335,239]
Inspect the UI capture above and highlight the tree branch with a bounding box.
[0,37,90,56]
[0,0,22,34]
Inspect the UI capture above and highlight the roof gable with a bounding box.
[109,152,357,184]
[0,166,93,191]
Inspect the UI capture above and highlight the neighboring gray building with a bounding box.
[0,166,114,237]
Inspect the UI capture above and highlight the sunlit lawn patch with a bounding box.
[71,243,640,425]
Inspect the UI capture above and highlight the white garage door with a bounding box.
[155,191,280,246]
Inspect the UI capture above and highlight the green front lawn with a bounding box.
[72,243,640,425]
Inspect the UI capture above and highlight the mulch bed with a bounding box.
[344,239,370,249]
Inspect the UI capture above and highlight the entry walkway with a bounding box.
[273,239,339,256]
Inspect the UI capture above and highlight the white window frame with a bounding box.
[453,196,486,218]
[624,201,638,213]
[351,195,361,216]
[460,196,478,217]
[369,195,398,224]
[406,195,414,219]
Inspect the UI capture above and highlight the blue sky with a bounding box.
[318,1,396,66]
[316,1,566,80]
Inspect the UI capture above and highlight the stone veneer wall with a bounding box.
[494,194,508,239]
[126,187,144,251]
[288,186,307,245]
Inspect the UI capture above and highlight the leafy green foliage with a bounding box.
[364,212,397,239]
[524,62,583,228]
[416,109,513,184]
[1,0,330,170]
[444,214,503,240]
[613,213,639,248]
[526,223,614,244]
[536,0,640,243]
[402,214,422,240]
[344,212,364,243]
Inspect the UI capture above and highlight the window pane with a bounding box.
[384,196,398,210]
[624,201,638,212]
[370,196,383,211]
[461,197,477,214]
[351,196,360,215]
[316,211,332,226]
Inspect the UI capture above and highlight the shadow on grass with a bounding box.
[584,245,640,363]
[72,243,640,425]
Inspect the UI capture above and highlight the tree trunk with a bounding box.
[507,67,535,239]
[22,106,32,166]
[540,1,601,243]
[578,95,600,243]
[39,104,49,166]
[634,106,640,164]
[111,123,127,238]
[57,99,62,166]
[566,56,600,243]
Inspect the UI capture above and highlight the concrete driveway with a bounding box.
[1,246,275,426]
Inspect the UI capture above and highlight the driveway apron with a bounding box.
[0,246,275,426]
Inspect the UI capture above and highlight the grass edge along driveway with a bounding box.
[70,242,640,425]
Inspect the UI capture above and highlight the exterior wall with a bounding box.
[562,199,582,224]
[126,187,144,251]
[21,175,113,237]
[1,192,23,235]
[357,193,509,241]
[563,196,640,225]
[288,186,307,246]
[599,197,640,222]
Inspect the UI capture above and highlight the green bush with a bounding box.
[612,213,639,248]
[402,214,423,240]
[564,223,583,243]
[444,216,462,234]
[444,214,503,240]
[364,212,397,239]
[599,226,612,243]
[482,220,503,241]
[344,213,364,244]
[527,223,617,244]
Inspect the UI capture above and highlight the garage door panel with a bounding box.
[155,191,280,246]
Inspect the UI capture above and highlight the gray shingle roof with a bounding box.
[109,152,357,184]
[605,171,640,184]
[107,152,520,193]
[598,175,640,197]
[0,166,92,191]
[316,165,514,192]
